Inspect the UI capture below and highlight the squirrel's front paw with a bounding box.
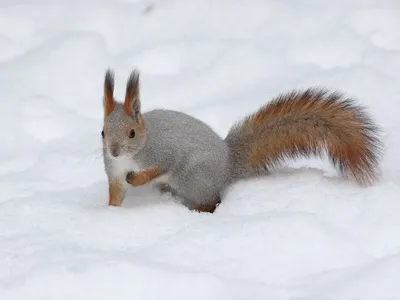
[126,171,135,184]
[126,167,160,186]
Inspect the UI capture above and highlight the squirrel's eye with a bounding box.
[101,130,104,138]
[129,129,135,138]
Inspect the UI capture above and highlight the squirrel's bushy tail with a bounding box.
[225,88,383,185]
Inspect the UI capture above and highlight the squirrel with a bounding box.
[101,69,383,213]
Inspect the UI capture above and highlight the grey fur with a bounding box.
[140,109,232,208]
[103,103,234,210]
[102,70,383,211]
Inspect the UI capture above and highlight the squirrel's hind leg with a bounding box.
[155,183,220,213]
[177,187,222,213]
[172,155,227,213]
[193,197,221,213]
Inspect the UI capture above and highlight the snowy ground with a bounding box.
[1,0,400,299]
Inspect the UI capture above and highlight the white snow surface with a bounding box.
[1,0,400,299]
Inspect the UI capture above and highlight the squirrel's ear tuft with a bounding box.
[104,68,116,116]
[124,69,141,122]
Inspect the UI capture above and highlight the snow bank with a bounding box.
[1,0,399,299]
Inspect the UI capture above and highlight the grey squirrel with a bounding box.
[101,69,383,213]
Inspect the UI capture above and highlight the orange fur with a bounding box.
[227,88,383,186]
[123,99,133,116]
[104,69,116,116]
[123,70,140,117]
[126,167,163,187]
[108,179,125,206]
[194,202,219,213]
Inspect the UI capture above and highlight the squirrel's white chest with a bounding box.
[107,154,172,188]
[109,154,142,179]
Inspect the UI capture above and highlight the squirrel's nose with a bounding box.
[110,144,121,157]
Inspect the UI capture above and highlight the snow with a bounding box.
[1,0,400,299]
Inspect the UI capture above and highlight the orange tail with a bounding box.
[225,88,383,185]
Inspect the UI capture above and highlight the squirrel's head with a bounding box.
[101,68,147,159]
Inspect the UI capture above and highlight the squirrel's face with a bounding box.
[102,104,147,158]
[101,68,146,158]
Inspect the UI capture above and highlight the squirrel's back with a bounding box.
[225,88,383,185]
[137,108,231,176]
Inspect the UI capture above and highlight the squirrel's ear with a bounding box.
[104,68,116,116]
[123,69,141,123]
